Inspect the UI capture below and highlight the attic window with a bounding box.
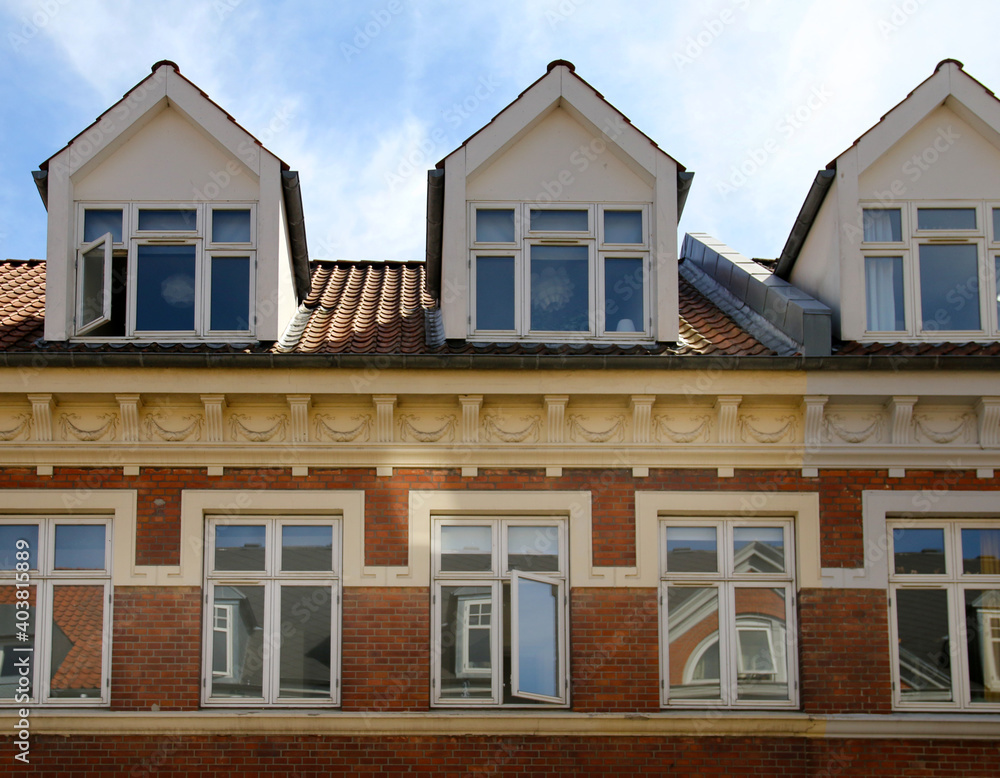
[75,203,255,340]
[469,202,651,341]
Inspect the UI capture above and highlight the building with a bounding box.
[0,57,998,775]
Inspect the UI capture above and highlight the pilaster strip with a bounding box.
[116,394,143,443]
[544,395,569,444]
[459,395,483,444]
[630,395,656,444]
[200,394,227,443]
[286,394,312,444]
[373,395,397,443]
[27,393,55,442]
[715,396,742,444]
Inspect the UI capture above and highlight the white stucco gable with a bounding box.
[781,60,1000,343]
[433,61,689,343]
[38,61,305,343]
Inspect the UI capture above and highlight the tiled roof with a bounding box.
[0,260,45,349]
[50,584,105,692]
[835,340,1000,357]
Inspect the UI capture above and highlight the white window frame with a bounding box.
[659,518,798,709]
[468,201,652,342]
[887,519,1000,711]
[76,232,114,335]
[860,199,999,339]
[431,517,569,708]
[0,517,113,707]
[202,516,341,708]
[74,202,256,341]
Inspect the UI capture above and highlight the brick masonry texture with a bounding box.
[3,735,1000,776]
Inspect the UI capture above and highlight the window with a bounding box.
[888,521,1000,710]
[469,202,650,340]
[75,203,255,339]
[659,519,797,708]
[861,202,998,337]
[0,519,112,706]
[203,518,340,706]
[432,518,568,706]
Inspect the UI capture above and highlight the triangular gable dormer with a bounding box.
[427,60,691,344]
[777,59,1000,344]
[36,60,310,343]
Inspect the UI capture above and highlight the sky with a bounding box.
[1,0,998,265]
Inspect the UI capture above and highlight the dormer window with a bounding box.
[75,203,255,339]
[469,202,650,340]
[862,202,998,338]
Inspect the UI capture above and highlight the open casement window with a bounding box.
[659,519,797,708]
[75,203,255,340]
[203,517,341,707]
[76,232,114,334]
[888,521,1000,711]
[432,518,568,707]
[469,202,651,341]
[0,519,112,707]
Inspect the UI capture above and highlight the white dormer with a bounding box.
[36,61,309,343]
[778,59,1000,343]
[430,61,690,344]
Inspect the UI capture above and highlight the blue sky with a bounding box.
[1,0,998,265]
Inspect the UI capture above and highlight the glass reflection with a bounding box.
[49,585,103,698]
[733,527,784,573]
[893,528,946,575]
[734,587,789,702]
[896,588,952,702]
[667,586,721,701]
[439,585,493,700]
[278,586,332,699]
[210,585,265,698]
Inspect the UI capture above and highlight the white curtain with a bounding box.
[866,257,901,331]
[863,210,897,242]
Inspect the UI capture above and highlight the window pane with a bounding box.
[281,525,333,572]
[530,244,589,332]
[514,575,559,699]
[212,209,251,243]
[215,525,266,571]
[49,585,104,698]
[893,528,946,575]
[210,585,265,698]
[865,256,905,331]
[734,588,789,702]
[666,586,721,701]
[476,209,515,243]
[604,210,643,244]
[439,586,493,700]
[996,256,1000,327]
[962,529,1000,575]
[80,243,109,328]
[135,245,197,331]
[0,525,38,569]
[733,527,784,573]
[54,525,105,570]
[0,585,35,701]
[994,209,1000,241]
[919,244,980,331]
[604,257,644,333]
[210,256,251,331]
[137,209,197,231]
[917,208,976,230]
[666,527,717,573]
[862,209,902,242]
[441,525,492,572]
[965,589,1000,704]
[896,588,952,702]
[530,209,588,232]
[83,209,123,243]
[475,256,515,331]
[278,586,332,699]
[507,526,559,573]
